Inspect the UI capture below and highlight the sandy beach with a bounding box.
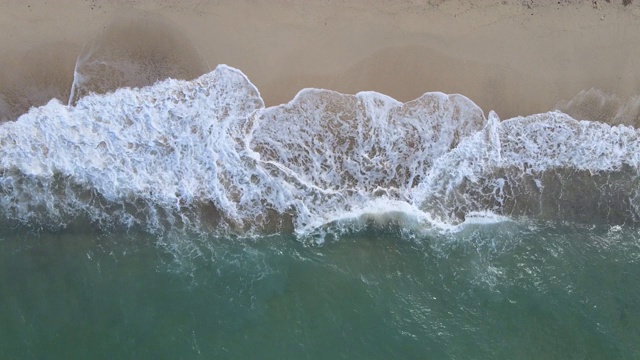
[2,0,640,121]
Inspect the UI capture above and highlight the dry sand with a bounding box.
[2,0,640,120]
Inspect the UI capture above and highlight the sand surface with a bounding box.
[2,0,640,120]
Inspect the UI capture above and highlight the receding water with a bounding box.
[1,222,639,359]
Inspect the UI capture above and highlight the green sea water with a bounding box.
[1,222,639,359]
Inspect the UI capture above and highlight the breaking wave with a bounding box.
[1,65,639,241]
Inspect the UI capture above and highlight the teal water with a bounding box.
[1,222,639,359]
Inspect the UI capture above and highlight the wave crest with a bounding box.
[1,65,639,238]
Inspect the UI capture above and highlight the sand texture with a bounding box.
[1,0,640,121]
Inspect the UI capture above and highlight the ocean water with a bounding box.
[1,224,639,359]
[2,17,640,360]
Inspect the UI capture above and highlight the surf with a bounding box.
[1,64,639,242]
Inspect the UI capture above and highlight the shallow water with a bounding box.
[1,223,639,359]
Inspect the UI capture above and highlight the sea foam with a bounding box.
[1,65,639,239]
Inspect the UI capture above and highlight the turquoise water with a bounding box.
[2,222,639,359]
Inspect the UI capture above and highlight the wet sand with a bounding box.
[2,0,640,121]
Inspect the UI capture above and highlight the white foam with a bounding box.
[1,65,639,238]
[1,65,264,231]
[417,110,640,224]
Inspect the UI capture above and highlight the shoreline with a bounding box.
[2,0,640,120]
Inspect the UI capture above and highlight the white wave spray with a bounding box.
[1,65,639,241]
